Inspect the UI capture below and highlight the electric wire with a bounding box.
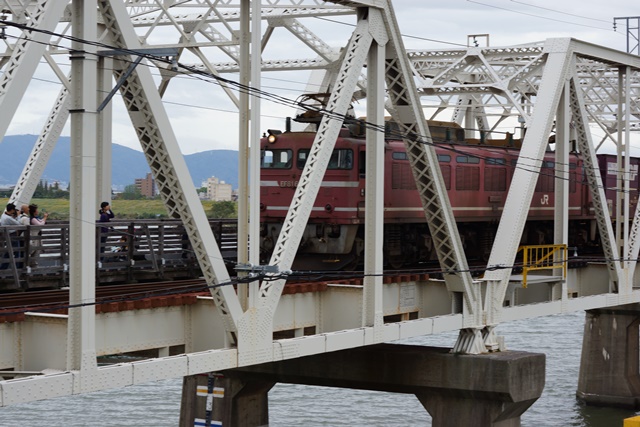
[313,16,468,47]
[2,19,639,199]
[467,0,621,33]
[0,253,607,318]
[509,0,612,24]
[0,19,636,291]
[0,248,628,318]
[3,19,639,200]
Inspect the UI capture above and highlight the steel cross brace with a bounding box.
[378,3,479,323]
[0,0,69,142]
[569,74,622,289]
[96,47,179,112]
[97,0,242,339]
[234,8,379,366]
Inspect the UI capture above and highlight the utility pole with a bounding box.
[614,17,640,55]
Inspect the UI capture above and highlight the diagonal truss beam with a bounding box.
[259,12,373,311]
[10,85,70,206]
[379,3,479,324]
[483,39,574,326]
[97,0,242,336]
[569,74,622,288]
[0,0,69,141]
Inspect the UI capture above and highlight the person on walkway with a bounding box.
[98,201,115,256]
[29,204,48,226]
[99,202,114,223]
[28,204,48,265]
[1,203,20,227]
[18,205,29,226]
[0,203,21,269]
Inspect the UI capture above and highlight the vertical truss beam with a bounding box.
[483,39,573,326]
[362,13,387,333]
[236,0,261,310]
[237,0,251,310]
[554,82,570,262]
[67,0,98,382]
[97,0,242,337]
[0,0,68,140]
[96,55,113,203]
[569,75,622,289]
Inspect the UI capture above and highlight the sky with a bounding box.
[5,0,639,154]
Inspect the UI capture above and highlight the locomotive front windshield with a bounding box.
[261,149,293,169]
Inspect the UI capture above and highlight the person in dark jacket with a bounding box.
[98,202,115,256]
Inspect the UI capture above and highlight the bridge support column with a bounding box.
[577,304,640,408]
[178,373,274,427]
[209,344,544,426]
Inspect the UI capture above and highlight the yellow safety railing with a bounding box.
[517,244,567,288]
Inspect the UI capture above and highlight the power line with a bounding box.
[509,0,612,24]
[0,254,602,318]
[4,19,639,195]
[467,0,620,32]
[313,16,468,47]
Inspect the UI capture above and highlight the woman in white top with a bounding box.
[28,204,48,264]
[29,204,48,226]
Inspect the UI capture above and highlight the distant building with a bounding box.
[206,176,233,201]
[135,173,156,198]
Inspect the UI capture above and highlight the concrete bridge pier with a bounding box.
[578,304,640,408]
[179,344,545,426]
[179,373,274,426]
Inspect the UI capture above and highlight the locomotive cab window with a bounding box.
[261,149,293,169]
[456,155,480,164]
[485,157,506,166]
[298,149,353,170]
[359,150,366,175]
[535,160,555,192]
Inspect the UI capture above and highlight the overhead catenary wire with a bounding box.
[2,18,640,199]
[4,17,640,200]
[467,0,622,33]
[0,18,636,288]
[509,0,612,24]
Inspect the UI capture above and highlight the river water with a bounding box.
[0,311,638,426]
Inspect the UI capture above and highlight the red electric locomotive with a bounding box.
[259,112,638,270]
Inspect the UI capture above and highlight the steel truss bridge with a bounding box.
[0,0,640,407]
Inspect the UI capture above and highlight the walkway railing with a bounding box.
[0,219,238,290]
[517,244,567,288]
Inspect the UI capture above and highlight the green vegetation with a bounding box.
[209,200,237,218]
[119,184,144,200]
[0,198,238,220]
[33,180,69,199]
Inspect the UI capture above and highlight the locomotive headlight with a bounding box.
[267,129,282,144]
[325,204,333,212]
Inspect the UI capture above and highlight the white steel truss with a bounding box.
[0,0,640,408]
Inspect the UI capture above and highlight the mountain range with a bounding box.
[0,135,239,190]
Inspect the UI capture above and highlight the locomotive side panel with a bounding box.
[259,123,625,269]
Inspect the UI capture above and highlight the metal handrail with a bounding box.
[517,244,567,288]
[0,219,238,290]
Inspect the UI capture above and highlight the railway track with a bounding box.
[0,273,430,323]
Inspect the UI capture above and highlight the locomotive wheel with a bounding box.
[387,254,405,270]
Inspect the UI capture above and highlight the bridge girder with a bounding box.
[1,0,640,409]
